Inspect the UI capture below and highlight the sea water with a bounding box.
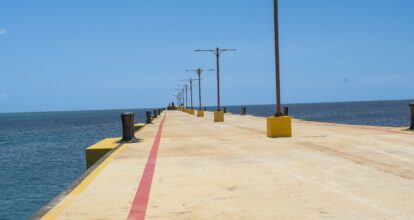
[0,109,148,219]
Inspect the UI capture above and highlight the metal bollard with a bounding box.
[121,112,138,143]
[157,109,161,115]
[283,106,289,116]
[146,111,152,124]
[241,107,247,115]
[153,110,158,118]
[223,107,227,113]
[410,103,414,130]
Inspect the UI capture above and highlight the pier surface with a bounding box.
[41,111,414,220]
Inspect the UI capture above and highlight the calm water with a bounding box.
[214,99,413,127]
[0,100,413,219]
[0,109,149,220]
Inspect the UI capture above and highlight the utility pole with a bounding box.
[181,79,197,110]
[274,0,282,116]
[186,68,214,110]
[180,87,185,107]
[175,88,182,107]
[190,79,193,109]
[183,85,188,108]
[194,47,236,111]
[196,71,201,110]
[266,0,292,138]
[173,94,179,106]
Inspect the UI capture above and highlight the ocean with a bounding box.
[0,100,412,219]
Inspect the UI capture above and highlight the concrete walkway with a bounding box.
[42,111,414,220]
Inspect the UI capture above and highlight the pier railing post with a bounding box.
[410,103,414,130]
[121,113,138,143]
[283,106,289,116]
[146,111,152,124]
[241,107,246,115]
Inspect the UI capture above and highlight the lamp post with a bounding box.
[186,68,214,111]
[182,85,188,108]
[181,79,198,114]
[189,79,194,110]
[180,83,189,109]
[175,88,182,107]
[266,0,292,137]
[274,0,282,116]
[173,94,179,107]
[194,47,236,111]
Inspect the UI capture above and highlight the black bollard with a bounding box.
[241,107,247,115]
[204,107,207,111]
[283,106,289,116]
[410,103,414,130]
[146,111,152,124]
[157,109,161,115]
[121,113,138,143]
[153,110,158,118]
[223,107,227,113]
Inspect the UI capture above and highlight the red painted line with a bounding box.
[127,113,167,220]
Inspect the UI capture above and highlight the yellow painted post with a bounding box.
[197,110,204,117]
[267,116,292,137]
[189,109,195,114]
[214,111,224,122]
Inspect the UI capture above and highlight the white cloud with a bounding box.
[0,29,7,36]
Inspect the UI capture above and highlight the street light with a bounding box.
[195,47,236,122]
[181,79,194,110]
[194,47,236,112]
[274,0,282,116]
[267,0,292,138]
[186,68,214,113]
[172,94,179,108]
[175,88,182,107]
[176,87,185,108]
[181,79,196,114]
[181,84,188,109]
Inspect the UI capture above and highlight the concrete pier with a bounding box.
[38,111,414,219]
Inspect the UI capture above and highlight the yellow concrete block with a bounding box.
[197,110,204,117]
[85,138,120,169]
[189,109,195,114]
[267,116,292,138]
[214,111,224,122]
[134,123,145,132]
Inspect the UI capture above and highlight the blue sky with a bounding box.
[0,0,413,113]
